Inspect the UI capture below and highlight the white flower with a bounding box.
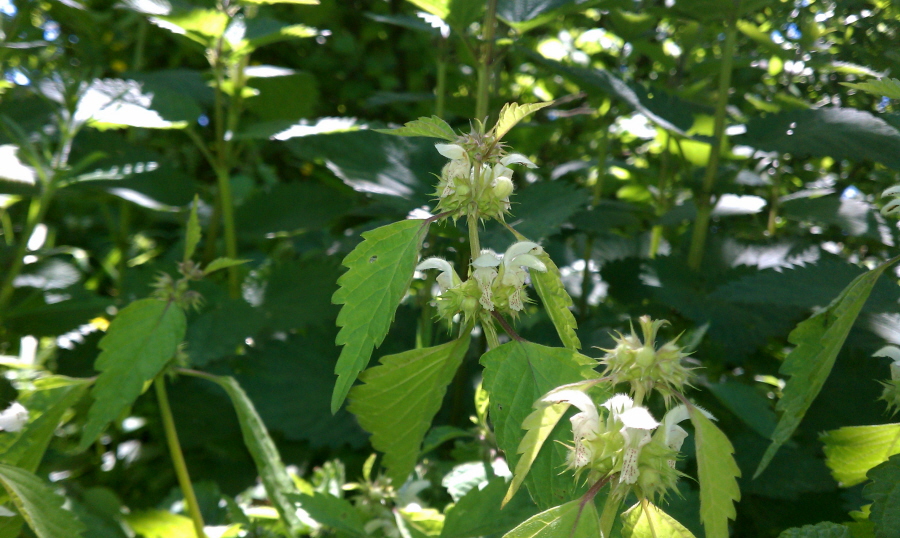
[0,505,15,517]
[657,404,715,468]
[500,153,537,168]
[601,394,659,484]
[541,389,601,468]
[416,257,461,294]
[0,402,28,433]
[472,251,501,310]
[500,242,546,311]
[435,143,467,161]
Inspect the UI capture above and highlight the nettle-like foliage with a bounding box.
[330,106,743,537]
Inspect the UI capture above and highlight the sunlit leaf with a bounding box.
[821,424,900,488]
[530,252,581,351]
[493,102,553,142]
[502,400,569,506]
[376,115,457,141]
[0,464,85,538]
[497,0,601,32]
[287,492,364,536]
[183,195,201,263]
[123,510,193,538]
[203,257,250,275]
[501,499,599,538]
[864,454,900,538]
[620,501,697,538]
[691,408,740,538]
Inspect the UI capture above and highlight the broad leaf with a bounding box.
[481,342,600,509]
[331,219,430,413]
[442,477,538,538]
[235,181,356,236]
[843,78,900,99]
[707,381,776,439]
[493,102,553,142]
[691,409,741,538]
[502,499,599,538]
[288,492,365,536]
[80,299,186,450]
[376,116,457,141]
[821,424,900,487]
[206,374,303,534]
[123,510,194,538]
[0,464,85,538]
[511,181,587,241]
[497,0,600,32]
[203,257,250,275]
[755,255,900,477]
[503,400,569,506]
[864,454,900,538]
[530,251,581,351]
[185,297,264,366]
[347,337,470,485]
[621,501,697,538]
[261,258,341,332]
[777,522,851,538]
[76,79,191,130]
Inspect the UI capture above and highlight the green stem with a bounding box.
[475,0,498,121]
[215,168,240,297]
[598,493,623,538]
[436,39,448,118]
[648,226,663,259]
[1,209,13,246]
[687,19,739,270]
[483,318,500,349]
[154,377,208,538]
[467,211,481,262]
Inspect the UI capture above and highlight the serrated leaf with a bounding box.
[205,374,303,533]
[481,342,601,509]
[864,454,900,538]
[503,401,569,507]
[821,424,900,488]
[777,522,851,538]
[0,464,85,538]
[442,477,538,538]
[755,255,900,477]
[331,219,430,413]
[621,501,697,538]
[347,337,470,485]
[530,252,581,351]
[203,257,250,275]
[80,299,186,450]
[287,492,365,536]
[843,79,900,100]
[375,116,457,141]
[184,195,201,263]
[691,409,741,538]
[493,102,552,142]
[502,498,599,538]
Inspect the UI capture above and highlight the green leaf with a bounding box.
[481,342,601,509]
[512,181,587,241]
[691,408,741,538]
[203,257,250,275]
[864,454,900,538]
[123,510,194,538]
[80,299,186,450]
[777,522,851,538]
[707,381,777,439]
[755,255,900,477]
[235,181,356,236]
[842,79,900,100]
[620,501,697,538]
[0,464,85,538]
[493,102,553,142]
[206,374,303,534]
[261,258,342,332]
[347,337,470,485]
[239,0,319,4]
[821,424,900,488]
[442,477,538,538]
[530,251,581,351]
[503,399,570,506]
[497,0,602,32]
[502,498,600,538]
[331,219,430,413]
[184,195,201,263]
[375,116,457,141]
[288,492,365,536]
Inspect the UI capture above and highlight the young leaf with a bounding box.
[777,522,851,538]
[375,116,457,141]
[206,374,304,534]
[79,299,186,450]
[0,464,85,538]
[183,194,201,263]
[863,454,900,538]
[821,424,900,487]
[347,336,470,485]
[501,498,600,538]
[530,252,581,350]
[287,492,365,537]
[331,219,430,413]
[691,408,741,538]
[842,78,900,100]
[492,102,553,142]
[481,342,601,509]
[203,257,251,275]
[755,255,900,477]
[503,401,569,507]
[620,501,697,538]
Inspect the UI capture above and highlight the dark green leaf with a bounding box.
[185,298,263,366]
[842,78,900,99]
[0,464,85,538]
[288,493,364,536]
[510,181,587,241]
[235,182,356,236]
[864,454,900,538]
[501,499,600,538]
[245,71,319,123]
[777,522,851,538]
[441,477,538,538]
[497,0,601,32]
[708,382,777,439]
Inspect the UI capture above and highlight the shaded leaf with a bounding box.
[185,297,263,366]
[288,492,365,536]
[779,194,891,242]
[843,79,900,100]
[501,499,599,538]
[864,454,900,538]
[777,522,851,538]
[261,257,341,331]
[510,181,587,241]
[530,252,581,351]
[442,477,538,538]
[821,424,900,488]
[376,116,457,141]
[708,381,777,439]
[620,501,697,538]
[235,181,356,236]
[497,0,600,32]
[691,409,741,538]
[493,102,553,142]
[203,257,249,275]
[347,337,470,485]
[0,464,85,538]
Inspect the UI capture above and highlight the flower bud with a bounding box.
[493,176,514,199]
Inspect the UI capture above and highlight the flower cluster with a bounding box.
[877,346,900,415]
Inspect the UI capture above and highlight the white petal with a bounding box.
[511,253,546,273]
[503,241,541,264]
[0,506,14,517]
[435,143,466,161]
[883,185,900,197]
[666,425,689,452]
[0,402,28,432]
[618,407,659,430]
[541,389,599,418]
[601,393,634,414]
[501,153,538,168]
[473,252,501,268]
[416,257,453,274]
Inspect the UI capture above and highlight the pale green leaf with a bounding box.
[80,299,186,450]
[502,499,599,538]
[842,79,900,100]
[150,10,230,46]
[503,401,569,507]
[184,195,201,263]
[621,501,697,538]
[530,252,581,350]
[124,510,193,538]
[864,454,900,538]
[332,219,430,413]
[755,255,900,477]
[777,522,851,538]
[691,409,741,538]
[347,337,470,485]
[240,0,319,4]
[203,257,251,275]
[287,492,365,536]
[0,464,85,538]
[375,116,457,141]
[493,102,553,142]
[207,374,304,533]
[821,424,900,487]
[405,0,450,20]
[481,342,601,509]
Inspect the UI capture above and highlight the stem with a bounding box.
[154,377,208,538]
[1,209,13,246]
[490,311,525,342]
[598,493,623,538]
[475,0,498,121]
[467,212,481,262]
[641,497,659,538]
[687,18,739,270]
[483,317,500,349]
[435,38,448,118]
[215,168,240,297]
